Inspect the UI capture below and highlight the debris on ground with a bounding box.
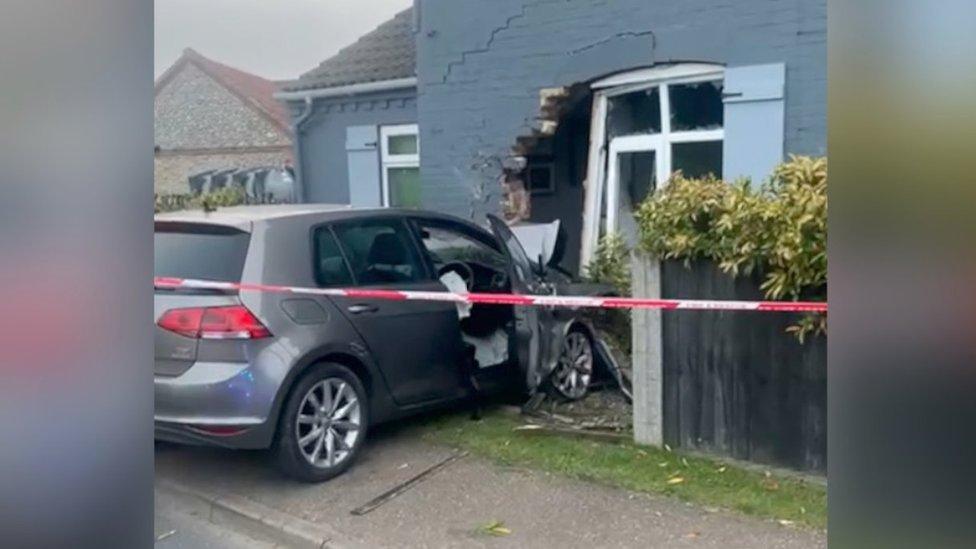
[476,520,512,537]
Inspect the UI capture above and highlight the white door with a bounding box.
[605,135,666,244]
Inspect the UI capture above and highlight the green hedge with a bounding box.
[634,155,827,340]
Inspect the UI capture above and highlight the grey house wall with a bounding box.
[290,88,417,204]
[415,0,826,218]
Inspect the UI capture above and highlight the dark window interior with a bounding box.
[154,224,249,282]
[333,218,425,285]
[312,227,354,287]
[607,87,661,138]
[668,80,724,131]
[672,140,723,179]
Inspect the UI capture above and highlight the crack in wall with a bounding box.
[570,29,656,55]
[440,2,533,83]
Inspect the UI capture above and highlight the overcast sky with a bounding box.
[155,0,413,81]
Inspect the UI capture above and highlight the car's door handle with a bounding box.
[347,303,379,315]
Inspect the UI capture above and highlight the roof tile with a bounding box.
[283,7,416,92]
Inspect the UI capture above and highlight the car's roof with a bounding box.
[154,204,489,232]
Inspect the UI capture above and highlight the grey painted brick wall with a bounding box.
[415,0,826,219]
[291,89,418,204]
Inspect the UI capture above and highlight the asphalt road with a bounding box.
[155,489,275,548]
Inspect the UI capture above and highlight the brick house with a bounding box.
[280,0,825,272]
[154,48,293,195]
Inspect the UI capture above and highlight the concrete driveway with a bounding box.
[155,414,826,548]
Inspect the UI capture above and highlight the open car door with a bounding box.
[486,214,552,393]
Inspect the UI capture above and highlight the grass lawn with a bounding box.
[420,409,826,530]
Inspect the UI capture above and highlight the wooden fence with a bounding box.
[632,253,826,472]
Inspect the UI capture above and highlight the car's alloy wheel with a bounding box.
[295,378,362,468]
[551,330,593,400]
[274,363,368,482]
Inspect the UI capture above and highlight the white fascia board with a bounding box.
[274,77,418,102]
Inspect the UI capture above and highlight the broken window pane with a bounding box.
[668,81,723,131]
[607,87,661,138]
[616,150,656,243]
[671,141,722,179]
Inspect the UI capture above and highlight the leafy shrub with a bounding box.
[635,155,827,341]
[584,232,631,295]
[154,186,249,213]
[583,233,633,352]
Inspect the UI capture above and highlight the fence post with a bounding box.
[631,251,663,446]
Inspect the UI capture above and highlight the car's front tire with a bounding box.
[546,328,595,401]
[273,363,369,483]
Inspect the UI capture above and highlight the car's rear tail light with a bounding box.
[157,305,271,339]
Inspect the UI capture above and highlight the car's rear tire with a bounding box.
[273,363,369,483]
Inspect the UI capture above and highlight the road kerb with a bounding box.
[155,478,348,548]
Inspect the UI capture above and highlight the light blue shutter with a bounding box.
[722,63,786,186]
[345,125,381,206]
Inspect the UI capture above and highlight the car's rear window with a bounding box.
[154,223,250,282]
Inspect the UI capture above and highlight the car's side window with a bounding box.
[414,220,508,273]
[312,226,355,287]
[332,218,427,285]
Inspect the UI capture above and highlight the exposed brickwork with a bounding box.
[415,0,826,219]
[154,150,291,195]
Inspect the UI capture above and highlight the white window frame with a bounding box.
[379,124,420,207]
[580,64,725,265]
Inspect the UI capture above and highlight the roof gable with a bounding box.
[283,7,416,92]
[155,48,291,134]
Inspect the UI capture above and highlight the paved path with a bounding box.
[155,488,275,548]
[155,417,826,548]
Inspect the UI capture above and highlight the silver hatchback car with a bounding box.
[155,205,609,482]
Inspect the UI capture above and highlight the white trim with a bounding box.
[379,124,420,207]
[580,94,608,265]
[591,64,723,90]
[274,77,418,102]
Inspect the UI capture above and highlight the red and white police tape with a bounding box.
[154,277,827,313]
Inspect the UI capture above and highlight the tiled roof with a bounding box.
[283,7,416,92]
[155,48,291,133]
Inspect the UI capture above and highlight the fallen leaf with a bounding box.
[716,466,727,473]
[681,457,690,468]
[658,462,669,468]
[478,520,512,536]
[664,444,673,453]
[777,519,795,527]
[155,530,176,542]
[397,463,409,470]
[667,477,685,485]
[684,531,700,539]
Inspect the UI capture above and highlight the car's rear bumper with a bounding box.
[154,419,271,449]
[154,359,284,449]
